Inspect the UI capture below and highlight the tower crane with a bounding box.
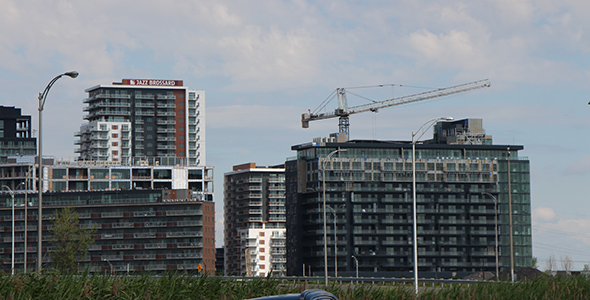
[301,79,491,139]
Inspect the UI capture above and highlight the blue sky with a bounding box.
[1,0,590,270]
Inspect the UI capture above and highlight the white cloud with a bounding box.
[490,0,535,23]
[533,207,556,222]
[564,155,590,176]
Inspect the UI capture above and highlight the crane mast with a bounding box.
[302,79,491,138]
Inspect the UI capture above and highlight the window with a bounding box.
[260,255,265,260]
[112,142,118,146]
[259,264,265,269]
[112,150,118,156]
[112,125,118,130]
[260,248,265,253]
[259,240,265,245]
[112,133,118,138]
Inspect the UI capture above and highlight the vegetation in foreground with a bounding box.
[0,272,589,300]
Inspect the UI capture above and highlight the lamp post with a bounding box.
[327,205,338,277]
[103,259,114,276]
[412,117,453,295]
[482,192,499,281]
[351,255,359,279]
[2,186,15,275]
[23,166,30,273]
[37,71,78,272]
[321,148,346,285]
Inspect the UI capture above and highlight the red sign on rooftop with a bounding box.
[122,79,183,87]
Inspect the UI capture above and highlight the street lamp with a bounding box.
[103,258,114,276]
[351,255,359,279]
[482,192,499,281]
[2,186,15,275]
[23,166,30,273]
[321,148,346,285]
[412,117,453,295]
[37,71,78,272]
[327,205,338,277]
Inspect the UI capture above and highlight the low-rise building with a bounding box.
[0,188,215,274]
[0,158,215,273]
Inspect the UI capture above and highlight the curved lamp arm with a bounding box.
[412,116,453,143]
[38,71,79,111]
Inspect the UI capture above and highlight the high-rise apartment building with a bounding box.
[285,119,532,279]
[76,79,205,166]
[224,163,286,276]
[0,106,36,163]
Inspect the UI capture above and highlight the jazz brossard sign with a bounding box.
[122,79,183,87]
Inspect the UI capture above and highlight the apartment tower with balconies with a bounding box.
[75,79,205,166]
[224,163,286,276]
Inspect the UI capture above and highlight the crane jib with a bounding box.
[301,79,490,129]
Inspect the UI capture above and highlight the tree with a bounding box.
[546,254,557,273]
[561,255,574,274]
[49,207,96,273]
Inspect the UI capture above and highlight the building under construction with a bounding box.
[285,119,532,279]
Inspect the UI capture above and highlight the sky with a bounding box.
[1,0,590,271]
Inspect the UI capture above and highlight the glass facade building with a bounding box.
[286,132,532,278]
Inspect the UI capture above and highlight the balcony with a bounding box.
[112,244,134,250]
[145,243,166,249]
[166,231,202,238]
[156,145,176,150]
[88,109,131,117]
[134,211,156,217]
[167,210,200,216]
[177,220,203,226]
[102,212,123,218]
[135,94,154,100]
[156,103,176,108]
[101,233,123,239]
[136,111,155,116]
[166,253,201,259]
[135,103,155,108]
[133,232,156,238]
[178,242,203,248]
[112,222,134,228]
[145,221,166,227]
[101,255,124,261]
[156,120,176,125]
[156,128,176,133]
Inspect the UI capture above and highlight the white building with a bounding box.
[241,226,286,277]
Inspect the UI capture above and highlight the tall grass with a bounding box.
[0,273,588,300]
